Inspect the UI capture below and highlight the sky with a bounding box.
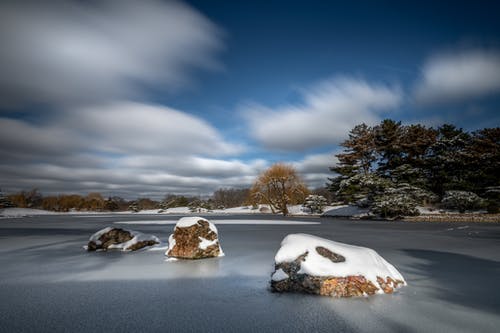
[0,0,499,199]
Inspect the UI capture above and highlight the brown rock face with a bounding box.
[376,276,404,294]
[126,240,159,251]
[315,246,345,263]
[270,252,404,297]
[167,219,221,259]
[87,228,158,251]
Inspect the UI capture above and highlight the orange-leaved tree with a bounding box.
[250,163,309,216]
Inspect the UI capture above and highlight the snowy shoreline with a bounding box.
[1,207,499,223]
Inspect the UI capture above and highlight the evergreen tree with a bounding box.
[467,127,500,193]
[328,123,376,201]
[400,124,437,168]
[328,119,497,217]
[425,124,474,195]
[389,125,437,188]
[374,119,404,174]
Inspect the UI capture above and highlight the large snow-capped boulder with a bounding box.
[86,227,159,252]
[270,234,405,297]
[166,217,223,259]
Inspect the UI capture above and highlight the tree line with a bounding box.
[328,119,500,216]
[0,188,252,212]
[0,180,328,215]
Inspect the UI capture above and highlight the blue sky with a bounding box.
[0,0,499,198]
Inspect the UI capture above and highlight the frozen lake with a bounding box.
[1,214,499,332]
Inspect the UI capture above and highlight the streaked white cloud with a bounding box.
[67,102,242,156]
[414,49,500,104]
[0,101,265,197]
[244,77,402,151]
[0,0,223,107]
[0,102,242,157]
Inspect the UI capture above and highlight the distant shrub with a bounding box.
[441,191,486,213]
[486,200,500,214]
[302,195,328,214]
[310,187,334,204]
[0,191,15,208]
[386,183,439,205]
[128,202,140,212]
[162,195,192,208]
[188,199,213,212]
[104,198,120,211]
[371,193,419,218]
[484,187,500,214]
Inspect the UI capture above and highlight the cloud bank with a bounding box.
[414,49,500,104]
[0,0,222,107]
[244,78,402,151]
[0,102,258,198]
[293,152,338,189]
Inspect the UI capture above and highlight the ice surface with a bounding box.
[275,234,406,288]
[1,215,499,332]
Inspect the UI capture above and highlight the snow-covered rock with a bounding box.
[270,234,406,297]
[166,217,224,259]
[86,227,160,252]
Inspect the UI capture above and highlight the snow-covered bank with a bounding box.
[0,208,59,218]
[1,205,342,219]
[138,204,341,215]
[405,213,500,223]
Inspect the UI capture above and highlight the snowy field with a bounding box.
[0,214,499,332]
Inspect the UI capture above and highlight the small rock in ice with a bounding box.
[165,217,223,259]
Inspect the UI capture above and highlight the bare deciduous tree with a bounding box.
[250,163,309,216]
